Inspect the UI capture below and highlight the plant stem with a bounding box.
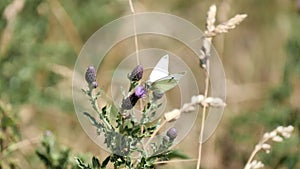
[145,119,167,149]
[197,61,210,169]
[244,146,260,169]
[244,134,269,168]
[128,0,140,65]
[88,88,112,130]
[139,97,144,134]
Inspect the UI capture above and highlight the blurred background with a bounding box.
[0,0,300,168]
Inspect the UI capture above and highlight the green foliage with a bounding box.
[0,0,71,111]
[59,0,124,41]
[0,101,21,169]
[0,0,123,112]
[285,23,300,77]
[75,150,189,169]
[36,131,80,169]
[225,13,300,169]
[270,18,300,104]
[259,136,300,169]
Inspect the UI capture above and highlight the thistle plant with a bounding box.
[80,61,229,168]
[80,64,190,168]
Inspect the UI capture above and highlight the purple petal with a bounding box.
[135,86,146,98]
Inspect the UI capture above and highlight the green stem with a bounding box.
[88,87,112,130]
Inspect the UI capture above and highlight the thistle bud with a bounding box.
[121,86,147,110]
[163,135,170,142]
[128,65,143,81]
[167,127,177,141]
[121,96,135,110]
[85,66,97,84]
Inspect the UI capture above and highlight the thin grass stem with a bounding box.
[196,61,210,169]
[128,0,140,65]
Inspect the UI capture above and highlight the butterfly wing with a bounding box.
[149,54,169,83]
[151,72,186,93]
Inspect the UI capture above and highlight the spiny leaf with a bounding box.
[92,156,101,168]
[36,150,52,168]
[101,155,110,169]
[75,157,91,169]
[57,148,71,168]
[166,149,190,159]
[83,112,99,127]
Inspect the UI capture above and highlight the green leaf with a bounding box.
[95,90,102,97]
[36,150,53,168]
[83,112,102,129]
[92,156,101,168]
[167,150,190,159]
[81,89,88,94]
[1,116,15,128]
[75,157,91,169]
[57,148,71,168]
[101,155,110,168]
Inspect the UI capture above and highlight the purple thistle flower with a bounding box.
[85,66,97,84]
[167,127,177,140]
[121,86,147,110]
[128,65,143,81]
[135,86,147,98]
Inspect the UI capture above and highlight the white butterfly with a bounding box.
[147,54,185,93]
